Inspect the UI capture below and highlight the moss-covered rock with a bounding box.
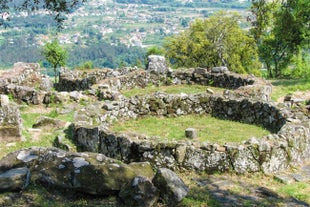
[0,147,155,195]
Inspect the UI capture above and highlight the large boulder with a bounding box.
[0,147,154,195]
[152,168,189,206]
[119,176,159,207]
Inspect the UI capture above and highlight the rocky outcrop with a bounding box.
[0,147,154,195]
[0,147,188,205]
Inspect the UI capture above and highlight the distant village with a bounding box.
[1,0,250,48]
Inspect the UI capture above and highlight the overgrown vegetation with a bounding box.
[250,0,310,78]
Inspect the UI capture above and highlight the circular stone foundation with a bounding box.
[74,91,310,174]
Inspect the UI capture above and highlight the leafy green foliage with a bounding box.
[250,0,310,78]
[164,11,261,75]
[78,61,93,70]
[278,182,310,203]
[146,46,165,56]
[42,40,68,82]
[68,42,146,69]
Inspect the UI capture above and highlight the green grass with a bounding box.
[278,182,310,203]
[121,84,223,98]
[111,114,270,144]
[271,79,310,101]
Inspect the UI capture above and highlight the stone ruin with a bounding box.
[0,94,22,142]
[0,59,310,205]
[62,62,309,174]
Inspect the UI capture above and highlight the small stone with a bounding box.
[274,174,294,184]
[5,142,16,147]
[206,88,214,94]
[194,68,207,74]
[185,128,198,139]
[98,84,110,90]
[0,94,9,106]
[211,66,229,73]
[216,145,226,152]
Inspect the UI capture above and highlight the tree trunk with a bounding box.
[266,63,273,78]
[54,67,57,83]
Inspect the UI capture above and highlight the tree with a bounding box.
[250,0,310,78]
[42,40,67,82]
[0,0,86,28]
[164,11,261,75]
[146,46,165,56]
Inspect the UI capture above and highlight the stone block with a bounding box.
[185,128,198,139]
[0,94,9,106]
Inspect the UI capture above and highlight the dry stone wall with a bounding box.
[57,67,272,101]
[73,90,310,174]
[101,93,285,132]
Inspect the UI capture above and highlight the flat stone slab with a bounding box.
[274,174,295,184]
